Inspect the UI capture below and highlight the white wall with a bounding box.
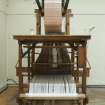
[0,0,7,89]
[6,0,105,85]
[70,0,105,85]
[6,0,35,81]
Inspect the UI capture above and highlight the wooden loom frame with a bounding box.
[13,2,91,105]
[13,36,91,105]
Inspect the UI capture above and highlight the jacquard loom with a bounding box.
[13,0,91,105]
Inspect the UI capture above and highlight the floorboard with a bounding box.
[0,86,105,105]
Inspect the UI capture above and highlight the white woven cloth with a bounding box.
[27,75,77,96]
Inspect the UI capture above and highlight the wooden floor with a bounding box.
[0,86,105,105]
[0,86,18,105]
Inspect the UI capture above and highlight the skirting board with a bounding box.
[7,84,105,88]
[0,81,8,93]
[6,79,105,88]
[0,83,8,93]
[87,85,105,88]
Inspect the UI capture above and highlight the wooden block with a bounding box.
[78,46,85,67]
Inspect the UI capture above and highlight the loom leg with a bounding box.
[83,100,86,105]
[70,100,78,105]
[31,101,36,105]
[77,100,82,105]
[83,97,88,105]
[17,98,24,105]
[51,100,55,105]
[24,101,33,105]
[18,100,23,105]
[70,100,83,105]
